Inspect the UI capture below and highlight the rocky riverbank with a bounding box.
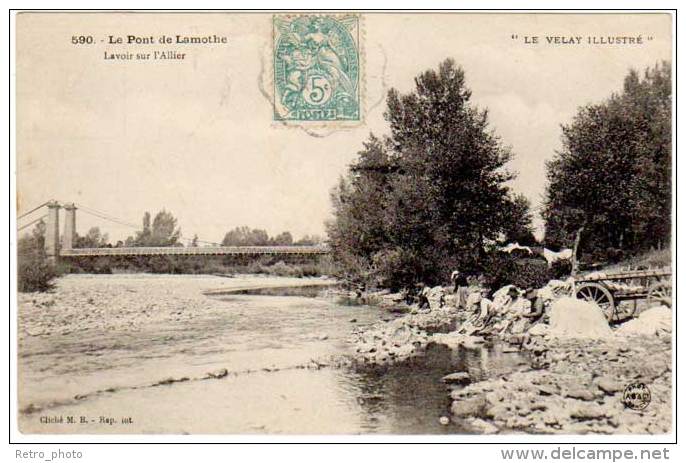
[450,335,671,434]
[18,274,336,341]
[348,285,673,434]
[19,274,672,434]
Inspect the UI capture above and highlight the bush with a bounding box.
[483,253,551,291]
[67,257,113,274]
[17,245,57,292]
[550,258,572,280]
[261,261,304,278]
[371,248,424,291]
[44,252,335,278]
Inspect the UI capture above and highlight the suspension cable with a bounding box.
[17,201,51,220]
[17,214,47,232]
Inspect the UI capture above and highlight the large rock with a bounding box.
[564,388,595,401]
[617,306,672,337]
[569,403,609,420]
[547,297,613,339]
[431,333,484,349]
[594,376,624,395]
[427,286,448,310]
[350,316,434,366]
[467,418,499,434]
[537,385,557,396]
[451,396,488,417]
[442,372,471,385]
[528,323,549,337]
[205,368,228,379]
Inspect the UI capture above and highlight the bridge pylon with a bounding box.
[45,201,61,263]
[63,203,77,251]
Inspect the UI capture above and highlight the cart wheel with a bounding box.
[575,282,616,321]
[647,280,672,308]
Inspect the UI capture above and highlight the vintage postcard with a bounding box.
[13,11,674,438]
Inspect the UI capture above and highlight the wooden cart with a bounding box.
[573,268,672,322]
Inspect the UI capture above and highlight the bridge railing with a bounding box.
[60,245,330,257]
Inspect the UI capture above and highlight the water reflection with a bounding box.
[19,288,528,434]
[338,344,527,434]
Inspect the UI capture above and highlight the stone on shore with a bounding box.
[451,396,488,417]
[547,297,613,339]
[206,368,228,379]
[431,333,484,349]
[616,306,672,337]
[564,388,595,401]
[467,418,499,434]
[594,376,624,395]
[448,337,671,434]
[442,372,471,385]
[350,307,457,366]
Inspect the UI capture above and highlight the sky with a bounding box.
[16,13,672,244]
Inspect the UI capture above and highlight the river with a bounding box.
[18,275,526,434]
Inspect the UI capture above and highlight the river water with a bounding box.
[18,279,526,434]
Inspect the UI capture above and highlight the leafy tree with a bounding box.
[75,227,109,248]
[151,210,182,246]
[221,226,269,246]
[328,59,530,289]
[221,227,316,246]
[543,62,671,259]
[501,194,537,246]
[190,234,199,247]
[270,231,293,246]
[294,234,323,245]
[327,134,394,282]
[127,210,182,246]
[17,220,57,292]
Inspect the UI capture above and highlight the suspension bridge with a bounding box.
[17,200,329,262]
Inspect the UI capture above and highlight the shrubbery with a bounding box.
[66,254,333,277]
[18,251,57,292]
[483,253,551,292]
[549,258,572,280]
[17,224,57,292]
[371,248,423,291]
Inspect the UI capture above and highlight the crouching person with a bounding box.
[458,287,493,335]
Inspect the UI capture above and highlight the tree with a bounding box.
[75,227,109,248]
[127,210,182,246]
[328,59,530,289]
[295,234,323,245]
[151,210,182,246]
[543,62,671,259]
[327,134,394,282]
[222,226,270,246]
[270,231,293,246]
[190,234,199,247]
[17,220,57,292]
[501,194,537,246]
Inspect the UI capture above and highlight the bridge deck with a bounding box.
[61,245,329,257]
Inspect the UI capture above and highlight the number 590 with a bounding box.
[71,36,94,45]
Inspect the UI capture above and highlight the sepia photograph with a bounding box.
[11,10,674,440]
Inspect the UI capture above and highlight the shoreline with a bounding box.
[18,273,672,435]
[348,286,672,434]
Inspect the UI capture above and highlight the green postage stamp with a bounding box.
[273,14,361,122]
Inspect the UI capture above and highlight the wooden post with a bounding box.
[571,227,584,293]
